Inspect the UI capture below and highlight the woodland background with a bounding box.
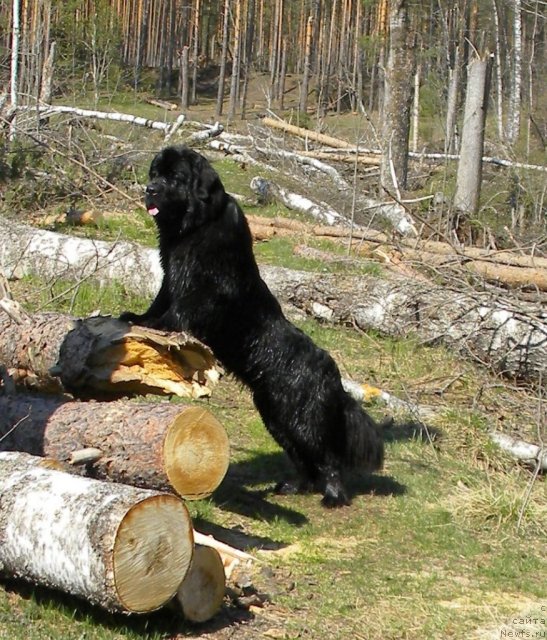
[0,2,546,640]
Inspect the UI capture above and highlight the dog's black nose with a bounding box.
[145,185,157,196]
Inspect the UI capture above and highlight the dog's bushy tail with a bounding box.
[342,395,384,471]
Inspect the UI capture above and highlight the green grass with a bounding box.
[4,272,546,640]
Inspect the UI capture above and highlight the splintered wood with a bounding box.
[0,313,220,398]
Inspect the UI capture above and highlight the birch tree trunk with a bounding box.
[506,0,522,145]
[380,0,416,194]
[9,0,21,141]
[0,396,230,500]
[491,0,504,141]
[453,56,492,217]
[258,265,547,383]
[0,451,193,613]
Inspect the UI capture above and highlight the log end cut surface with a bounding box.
[164,407,230,500]
[113,495,193,612]
[177,545,226,623]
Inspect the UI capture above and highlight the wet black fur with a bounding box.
[120,145,384,507]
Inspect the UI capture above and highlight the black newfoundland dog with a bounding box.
[121,145,384,507]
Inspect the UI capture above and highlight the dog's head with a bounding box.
[145,146,226,234]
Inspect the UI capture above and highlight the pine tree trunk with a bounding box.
[191,0,201,105]
[0,395,229,500]
[299,15,313,113]
[228,0,242,118]
[215,0,230,117]
[180,45,190,110]
[380,0,416,194]
[0,451,193,613]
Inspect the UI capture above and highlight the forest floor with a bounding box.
[0,84,546,639]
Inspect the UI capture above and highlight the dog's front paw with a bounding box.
[321,474,351,508]
[274,478,313,495]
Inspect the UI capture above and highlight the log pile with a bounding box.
[0,286,239,621]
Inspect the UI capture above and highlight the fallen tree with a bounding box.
[0,395,230,500]
[258,264,546,382]
[260,116,547,173]
[0,311,219,398]
[13,104,224,143]
[1,220,545,382]
[249,175,416,236]
[246,215,547,292]
[0,451,193,613]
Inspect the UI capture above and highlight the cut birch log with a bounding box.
[0,451,193,613]
[176,545,226,622]
[0,311,219,398]
[1,221,545,382]
[0,395,230,500]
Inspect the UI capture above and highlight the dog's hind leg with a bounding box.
[319,467,351,508]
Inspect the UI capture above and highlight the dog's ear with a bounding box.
[193,157,225,205]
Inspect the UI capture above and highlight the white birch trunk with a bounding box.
[9,0,21,141]
[0,452,193,613]
[506,0,522,145]
[249,176,416,235]
[1,220,545,382]
[491,0,504,141]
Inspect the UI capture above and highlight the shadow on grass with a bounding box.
[383,418,442,445]
[212,449,407,521]
[1,577,253,638]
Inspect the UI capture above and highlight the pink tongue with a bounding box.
[148,207,159,216]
